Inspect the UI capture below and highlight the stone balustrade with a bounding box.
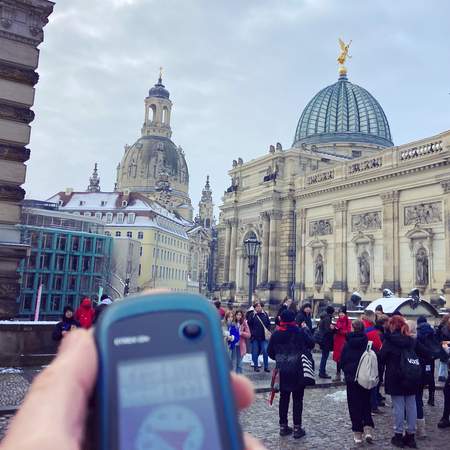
[348,156,383,175]
[306,169,334,185]
[400,140,443,162]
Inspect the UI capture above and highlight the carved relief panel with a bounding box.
[404,202,442,226]
[309,219,333,237]
[351,211,382,232]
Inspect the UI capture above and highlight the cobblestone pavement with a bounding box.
[240,387,450,450]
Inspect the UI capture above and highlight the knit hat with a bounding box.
[280,309,296,323]
[326,306,335,315]
[417,315,427,325]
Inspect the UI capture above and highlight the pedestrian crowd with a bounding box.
[216,296,450,447]
[52,294,113,341]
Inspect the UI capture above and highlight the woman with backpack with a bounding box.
[340,319,375,444]
[380,315,426,448]
[267,309,315,439]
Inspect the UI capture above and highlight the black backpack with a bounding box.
[399,347,422,388]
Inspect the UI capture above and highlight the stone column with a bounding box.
[332,200,348,304]
[295,208,306,301]
[441,180,450,301]
[223,220,231,283]
[228,218,238,285]
[380,191,401,295]
[268,210,282,283]
[259,212,270,285]
[0,0,54,318]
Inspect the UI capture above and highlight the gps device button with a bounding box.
[182,322,202,339]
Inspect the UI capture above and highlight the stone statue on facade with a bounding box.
[314,254,324,286]
[416,248,429,286]
[359,252,370,285]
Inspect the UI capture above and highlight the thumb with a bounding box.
[2,329,97,450]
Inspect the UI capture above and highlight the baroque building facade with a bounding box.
[216,59,450,309]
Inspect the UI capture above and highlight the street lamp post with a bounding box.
[244,237,261,307]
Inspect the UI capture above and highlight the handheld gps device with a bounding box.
[94,292,244,450]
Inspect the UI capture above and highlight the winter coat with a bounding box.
[340,332,369,384]
[417,322,441,385]
[227,323,240,350]
[247,311,271,342]
[238,320,251,355]
[275,304,288,326]
[362,319,383,352]
[333,315,352,363]
[379,331,428,396]
[436,324,450,363]
[295,308,313,332]
[267,324,315,392]
[319,312,334,351]
[75,298,95,329]
[52,317,80,341]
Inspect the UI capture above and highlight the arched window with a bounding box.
[149,104,156,122]
[162,107,169,124]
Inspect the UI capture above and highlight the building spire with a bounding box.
[337,38,352,78]
[158,66,163,84]
[87,162,101,192]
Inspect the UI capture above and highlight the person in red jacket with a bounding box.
[333,306,352,381]
[362,309,383,413]
[74,298,95,329]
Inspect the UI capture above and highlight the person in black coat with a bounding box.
[247,302,271,372]
[318,306,335,378]
[340,320,374,444]
[52,306,80,341]
[268,309,314,439]
[274,298,293,326]
[379,316,427,448]
[295,303,313,332]
[414,316,441,437]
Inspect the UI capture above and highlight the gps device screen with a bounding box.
[118,352,223,450]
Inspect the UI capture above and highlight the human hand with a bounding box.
[1,329,266,450]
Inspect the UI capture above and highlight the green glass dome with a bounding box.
[293,74,393,148]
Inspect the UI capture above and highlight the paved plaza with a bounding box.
[241,388,450,450]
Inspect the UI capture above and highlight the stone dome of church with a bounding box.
[293,73,393,148]
[118,135,189,194]
[148,77,170,99]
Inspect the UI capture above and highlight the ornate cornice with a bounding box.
[0,143,30,162]
[0,61,39,86]
[0,102,34,124]
[297,159,450,200]
[0,184,26,202]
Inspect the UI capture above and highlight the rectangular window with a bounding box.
[115,231,121,237]
[53,275,64,290]
[95,212,103,220]
[94,257,103,273]
[43,233,53,249]
[138,264,141,276]
[56,235,67,251]
[127,231,133,238]
[117,213,124,224]
[41,253,52,270]
[96,239,103,253]
[138,231,144,239]
[140,247,143,257]
[82,256,92,272]
[23,293,33,311]
[84,238,93,252]
[72,236,80,251]
[106,213,113,223]
[101,201,107,207]
[51,295,62,312]
[127,213,136,224]
[68,276,77,290]
[70,256,79,271]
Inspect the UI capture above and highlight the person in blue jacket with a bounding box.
[52,306,80,341]
[224,311,240,370]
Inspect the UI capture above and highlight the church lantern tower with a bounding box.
[87,163,101,192]
[198,175,214,229]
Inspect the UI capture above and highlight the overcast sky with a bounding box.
[27,0,450,215]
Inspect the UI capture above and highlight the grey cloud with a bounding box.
[26,0,450,213]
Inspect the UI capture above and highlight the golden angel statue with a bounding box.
[337,38,352,66]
